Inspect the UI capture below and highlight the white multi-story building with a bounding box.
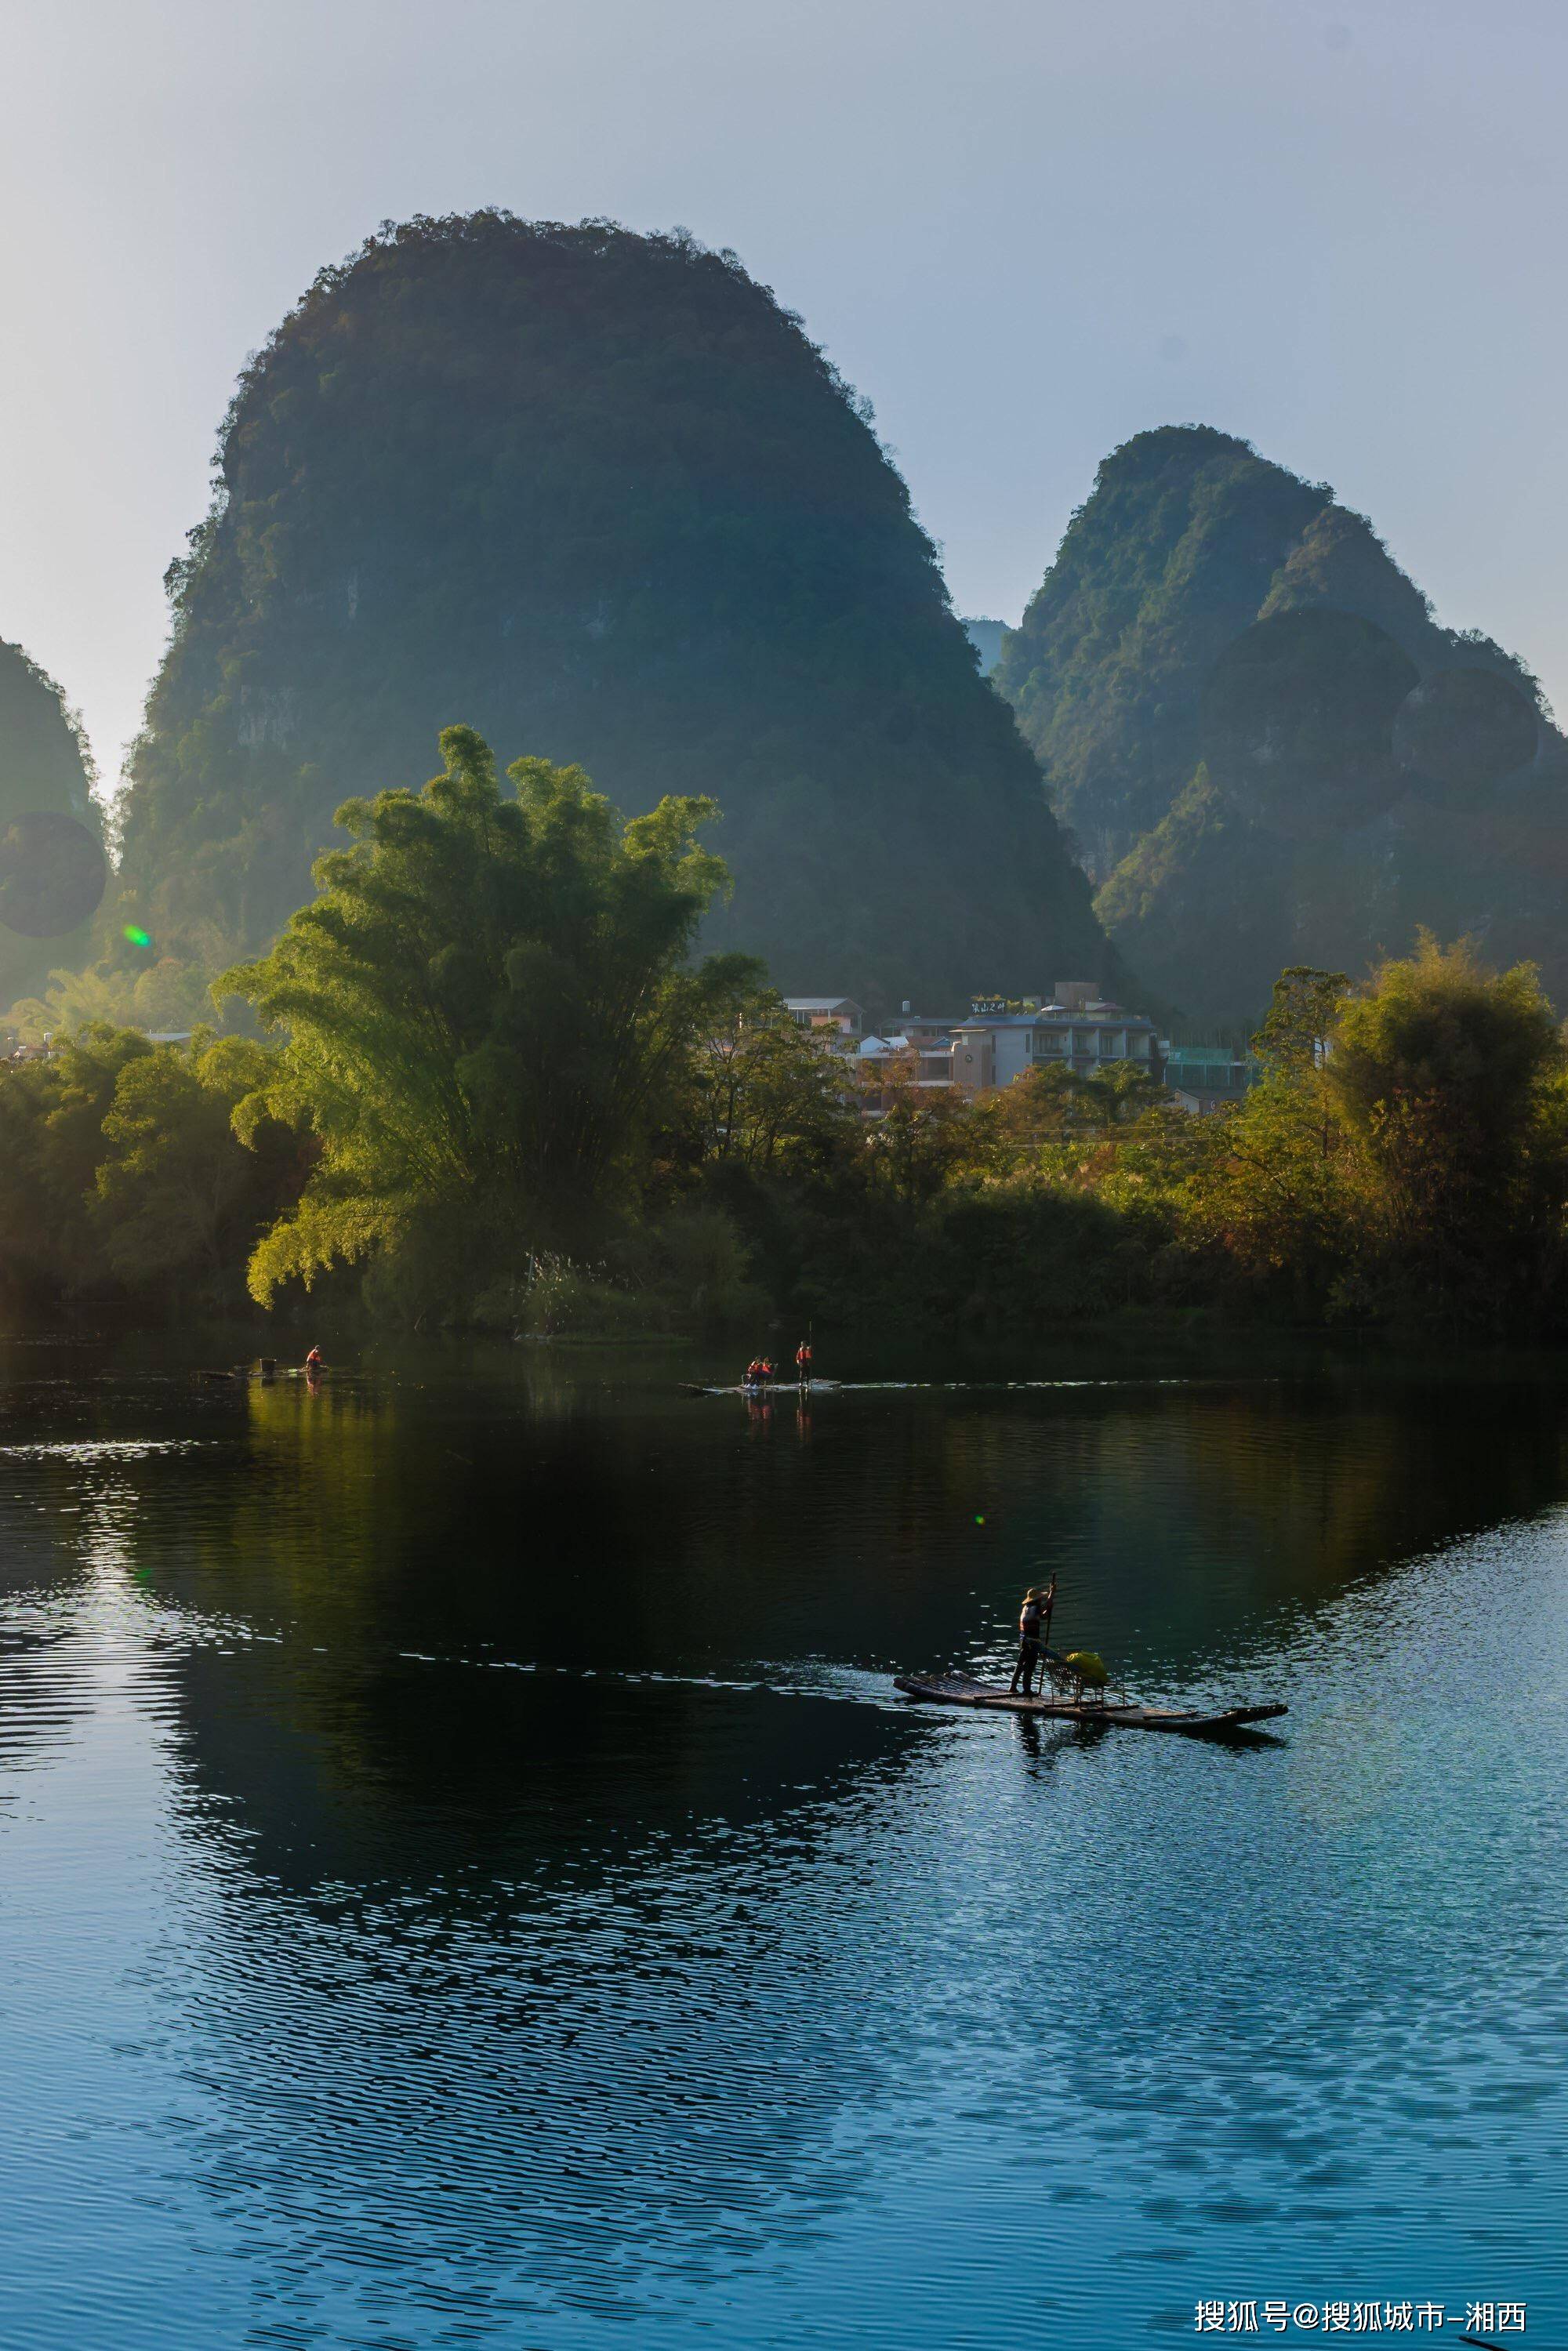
[777,985,1163,1110]
[949,983,1162,1096]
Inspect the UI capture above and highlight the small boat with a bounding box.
[893,1671,1287,1739]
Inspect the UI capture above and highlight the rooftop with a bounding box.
[954,1005,1157,1029]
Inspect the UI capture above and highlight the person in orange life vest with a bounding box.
[795,1341,813,1384]
[304,1347,324,1370]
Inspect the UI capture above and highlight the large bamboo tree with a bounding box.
[221,727,737,1304]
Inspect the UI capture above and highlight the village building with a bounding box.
[782,996,865,1038]
[1162,1045,1262,1113]
[849,1026,963,1114]
[779,985,1186,1116]
[949,984,1162,1097]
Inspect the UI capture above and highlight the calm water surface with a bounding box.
[0,1334,1564,2349]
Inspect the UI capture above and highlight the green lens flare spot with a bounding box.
[974,1513,985,1526]
[123,924,152,949]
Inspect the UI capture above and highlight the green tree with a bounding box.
[982,1058,1167,1163]
[0,1024,310,1311]
[1254,966,1347,1068]
[685,979,857,1174]
[1181,938,1568,1326]
[0,1024,152,1301]
[856,1049,982,1202]
[221,727,735,1305]
[92,1036,307,1286]
[1326,935,1568,1319]
[1184,1061,1361,1309]
[7,945,227,1047]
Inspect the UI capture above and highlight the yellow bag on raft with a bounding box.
[1063,1650,1109,1689]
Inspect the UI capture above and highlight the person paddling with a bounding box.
[304,1346,324,1372]
[795,1340,813,1388]
[1010,1585,1047,1697]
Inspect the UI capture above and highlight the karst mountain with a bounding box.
[112,213,1109,1012]
[993,425,1567,1022]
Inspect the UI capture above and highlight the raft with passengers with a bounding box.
[895,1576,1287,1740]
[682,1342,823,1398]
[739,1341,815,1394]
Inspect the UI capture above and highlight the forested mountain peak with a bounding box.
[111,212,1108,1010]
[995,427,1335,876]
[992,425,1565,1021]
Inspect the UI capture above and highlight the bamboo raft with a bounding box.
[681,1380,838,1396]
[894,1671,1287,1739]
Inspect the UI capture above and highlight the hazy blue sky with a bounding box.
[2,0,1564,789]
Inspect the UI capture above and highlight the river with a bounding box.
[0,1333,1563,2349]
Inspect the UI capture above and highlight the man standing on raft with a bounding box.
[1009,1575,1057,1697]
[795,1339,813,1389]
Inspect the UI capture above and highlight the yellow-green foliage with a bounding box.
[6,952,220,1046]
[1326,936,1568,1306]
[1177,943,1568,1325]
[10,778,1568,1341]
[0,1024,305,1308]
[221,725,740,1308]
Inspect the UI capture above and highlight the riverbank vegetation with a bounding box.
[5,729,1568,1341]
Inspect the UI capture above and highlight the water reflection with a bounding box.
[143,1362,1568,1685]
[1,1341,1566,2344]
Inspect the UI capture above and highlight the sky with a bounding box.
[2,0,1566,794]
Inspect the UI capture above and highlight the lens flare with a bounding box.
[0,812,107,937]
[123,924,152,949]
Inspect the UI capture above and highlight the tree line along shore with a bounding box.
[4,727,1566,1344]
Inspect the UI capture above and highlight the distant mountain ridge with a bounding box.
[992,426,1568,1021]
[961,617,1007,676]
[0,639,96,828]
[110,213,1111,1012]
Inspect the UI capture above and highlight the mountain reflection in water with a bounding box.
[1,1336,1564,2349]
